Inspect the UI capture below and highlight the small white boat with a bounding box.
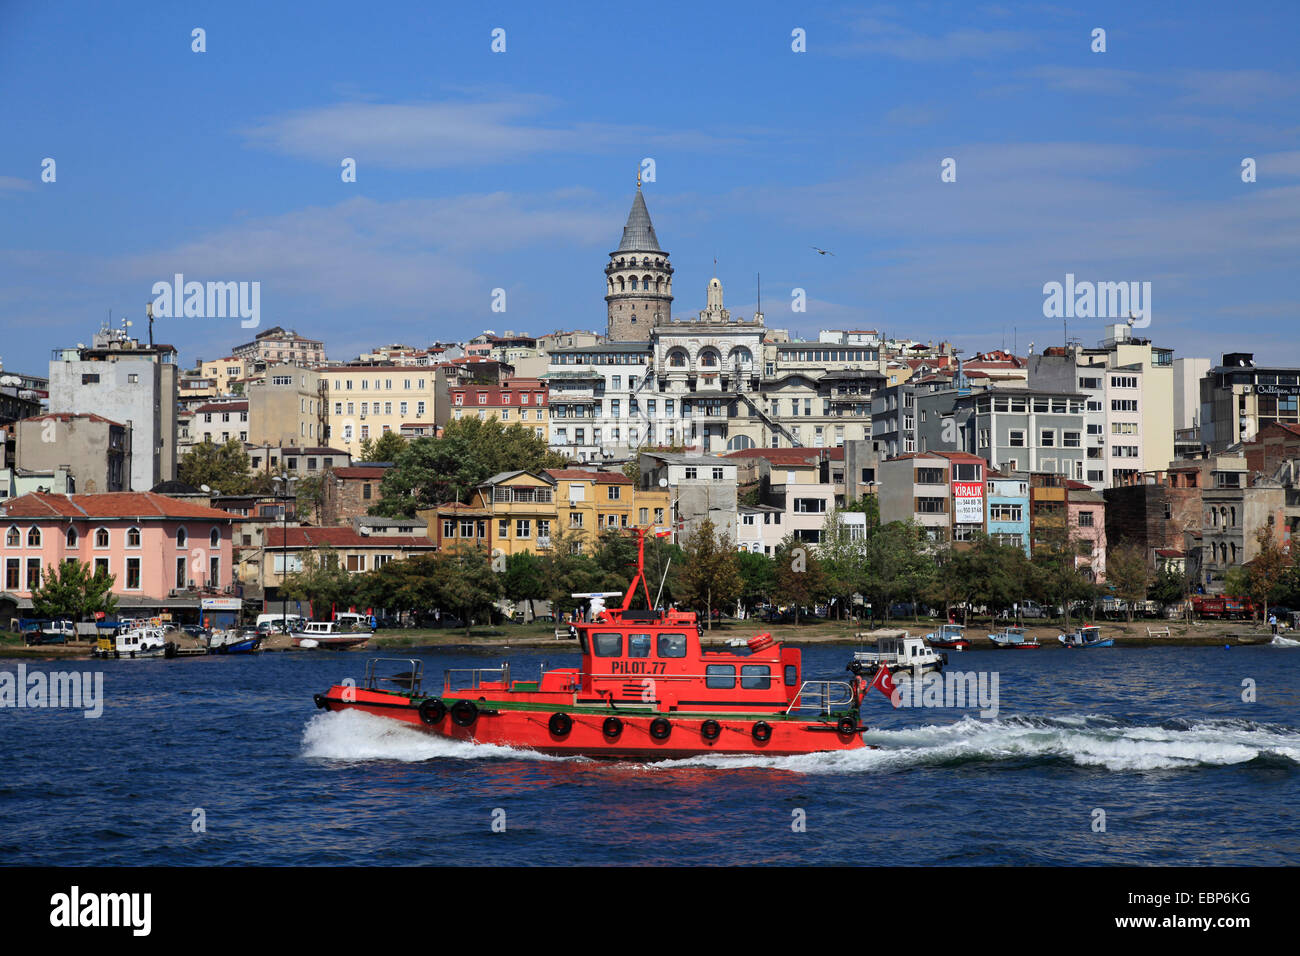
[849,633,946,678]
[988,625,1040,649]
[1058,625,1113,649]
[291,621,372,649]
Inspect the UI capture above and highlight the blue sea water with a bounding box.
[1,643,1298,866]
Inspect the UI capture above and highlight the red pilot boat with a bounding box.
[312,530,867,759]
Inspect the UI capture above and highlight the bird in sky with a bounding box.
[811,246,835,256]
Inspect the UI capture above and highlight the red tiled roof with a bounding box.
[265,528,435,549]
[723,448,823,465]
[331,466,392,480]
[544,469,632,483]
[18,412,125,427]
[0,492,239,521]
[193,401,248,414]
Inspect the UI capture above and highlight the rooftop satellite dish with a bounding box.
[658,477,668,488]
[200,484,211,493]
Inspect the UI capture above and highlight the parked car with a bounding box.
[1018,601,1048,619]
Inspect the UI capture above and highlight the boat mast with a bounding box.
[618,527,654,613]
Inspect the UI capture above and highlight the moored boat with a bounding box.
[208,630,264,654]
[292,621,372,649]
[92,624,171,659]
[848,633,946,678]
[1058,625,1113,648]
[312,530,869,759]
[988,625,1040,649]
[925,622,970,651]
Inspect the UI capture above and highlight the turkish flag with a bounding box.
[654,529,672,538]
[869,664,899,707]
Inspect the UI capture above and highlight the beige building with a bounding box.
[248,365,325,448]
[189,400,250,446]
[200,356,252,394]
[322,366,442,457]
[232,327,327,367]
[12,413,131,493]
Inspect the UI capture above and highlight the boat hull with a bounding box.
[315,686,865,759]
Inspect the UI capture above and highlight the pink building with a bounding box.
[1066,480,1107,582]
[0,492,239,620]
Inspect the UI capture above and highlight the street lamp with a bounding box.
[272,475,297,630]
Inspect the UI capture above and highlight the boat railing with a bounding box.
[786,680,855,716]
[365,658,424,696]
[443,663,511,694]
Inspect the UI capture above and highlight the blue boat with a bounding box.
[208,631,263,655]
[1058,625,1114,648]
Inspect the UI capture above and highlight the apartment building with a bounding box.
[638,452,739,543]
[232,326,326,367]
[878,451,987,545]
[546,468,671,542]
[11,413,131,493]
[189,400,249,446]
[48,326,178,491]
[1200,352,1300,452]
[321,366,439,458]
[449,378,548,438]
[986,471,1031,553]
[247,364,325,448]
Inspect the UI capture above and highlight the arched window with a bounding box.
[95,527,109,548]
[727,434,755,450]
[699,349,720,368]
[630,277,638,291]
[66,527,78,547]
[126,527,141,548]
[177,527,188,549]
[642,274,652,290]
[210,528,220,548]
[5,526,18,547]
[668,349,688,368]
[729,347,754,366]
[26,528,41,547]
[1230,506,1237,527]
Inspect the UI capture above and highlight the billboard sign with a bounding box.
[952,480,984,524]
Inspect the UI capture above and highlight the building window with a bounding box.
[126,527,141,548]
[1078,511,1094,527]
[346,554,366,573]
[516,519,531,538]
[94,527,109,548]
[176,557,187,589]
[125,557,141,590]
[607,486,621,500]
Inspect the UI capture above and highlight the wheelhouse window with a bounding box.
[627,634,651,658]
[657,633,687,657]
[705,664,736,689]
[593,633,623,657]
[741,665,772,690]
[785,664,798,687]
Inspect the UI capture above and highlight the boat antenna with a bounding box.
[654,557,673,610]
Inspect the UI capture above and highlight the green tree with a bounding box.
[371,417,568,517]
[178,439,256,494]
[1245,527,1294,621]
[295,474,326,525]
[355,554,440,617]
[1029,514,1100,627]
[861,520,930,620]
[538,527,600,620]
[501,551,546,621]
[31,560,118,621]
[772,535,828,625]
[818,509,867,620]
[675,519,742,630]
[1106,539,1151,621]
[435,544,502,636]
[736,549,776,617]
[281,548,356,615]
[361,431,408,463]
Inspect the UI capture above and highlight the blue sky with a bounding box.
[2,0,1299,374]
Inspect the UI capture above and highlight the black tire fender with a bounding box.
[313,693,327,710]
[419,698,447,725]
[450,699,479,727]
[752,720,772,743]
[649,717,672,741]
[602,716,623,738]
[548,712,573,736]
[837,716,857,736]
[700,719,722,741]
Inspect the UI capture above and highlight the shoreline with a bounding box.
[2,622,1287,658]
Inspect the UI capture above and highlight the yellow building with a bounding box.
[471,468,672,557]
[322,365,442,457]
[201,356,252,394]
[546,469,671,545]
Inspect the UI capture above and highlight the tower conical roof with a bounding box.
[616,188,662,252]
